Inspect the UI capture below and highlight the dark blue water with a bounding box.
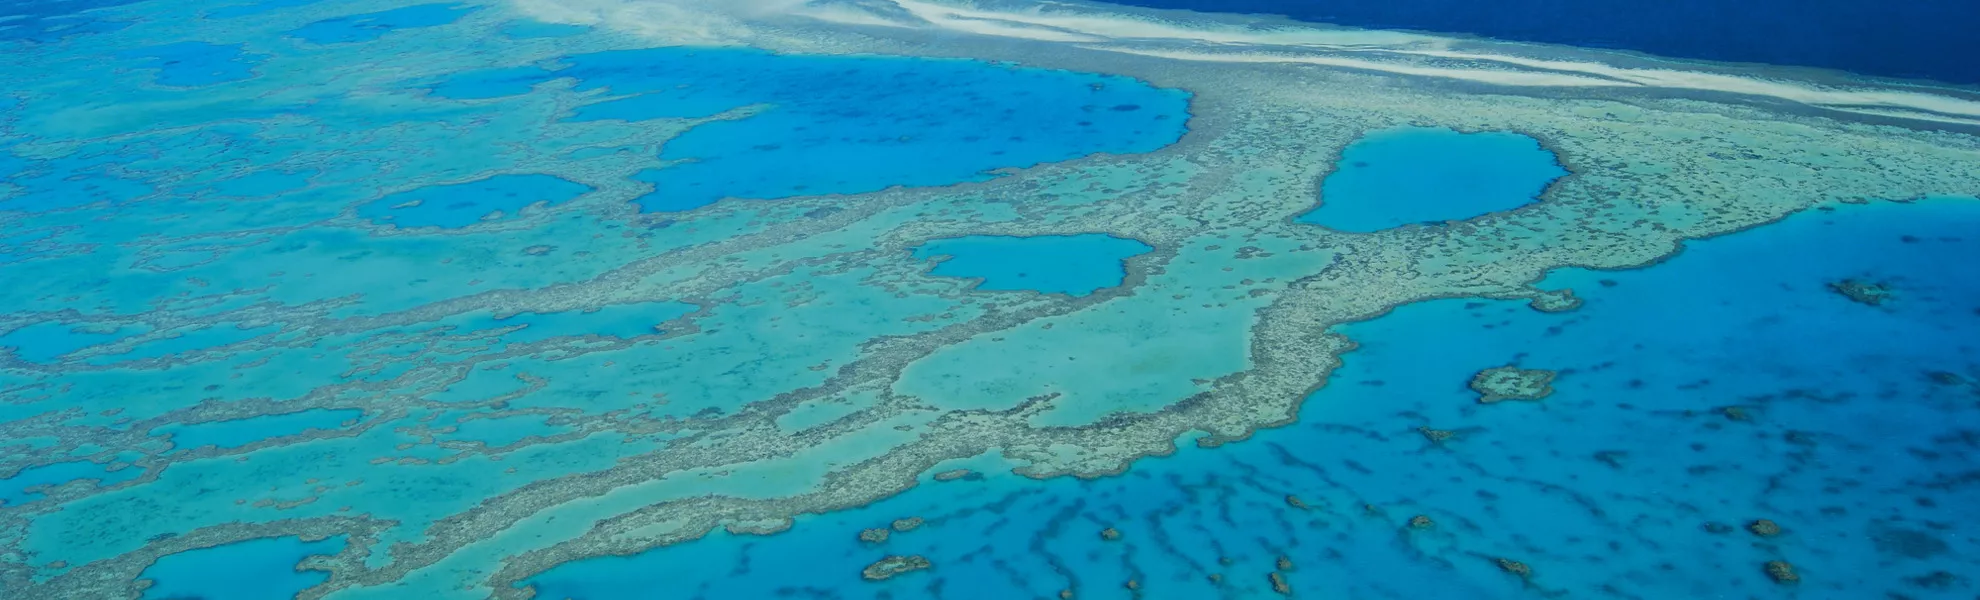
[1093,0,1980,85]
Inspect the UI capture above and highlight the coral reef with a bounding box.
[1828,279,1894,306]
[860,555,931,581]
[1763,560,1799,584]
[1418,426,1457,443]
[1470,366,1558,403]
[1496,558,1533,579]
[1267,572,1291,595]
[1748,519,1783,537]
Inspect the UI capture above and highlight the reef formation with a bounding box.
[0,0,1976,598]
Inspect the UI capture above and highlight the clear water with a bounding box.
[3,0,1978,599]
[531,197,1980,599]
[138,535,345,600]
[914,234,1155,296]
[1296,127,1567,232]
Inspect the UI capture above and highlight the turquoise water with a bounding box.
[461,301,699,344]
[1298,127,1568,232]
[419,47,1188,213]
[914,234,1156,296]
[418,47,1189,212]
[0,321,148,363]
[288,4,477,44]
[530,198,1980,599]
[0,456,145,506]
[119,42,265,87]
[87,324,282,364]
[500,20,588,39]
[5,0,1978,597]
[559,48,1184,212]
[359,174,593,229]
[153,409,364,451]
[444,414,567,447]
[138,535,344,600]
[209,169,315,198]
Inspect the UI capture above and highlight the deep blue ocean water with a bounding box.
[1092,0,1980,85]
[526,198,1980,599]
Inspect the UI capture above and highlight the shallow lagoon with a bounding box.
[358,174,593,229]
[914,234,1155,296]
[138,535,344,600]
[1298,127,1567,232]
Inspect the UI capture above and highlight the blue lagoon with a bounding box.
[2,0,1978,599]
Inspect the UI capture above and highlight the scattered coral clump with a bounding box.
[1267,572,1291,595]
[1496,558,1533,579]
[861,555,931,581]
[1763,560,1800,584]
[1469,366,1558,403]
[1748,519,1783,537]
[1828,279,1894,306]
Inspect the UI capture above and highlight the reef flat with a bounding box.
[1,0,1978,598]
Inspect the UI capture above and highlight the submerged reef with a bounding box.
[1763,560,1800,584]
[1829,279,1895,306]
[1748,519,1784,537]
[860,555,931,581]
[0,0,1978,598]
[1470,366,1560,403]
[1496,558,1534,579]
